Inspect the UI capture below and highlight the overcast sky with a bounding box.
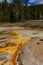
[0,0,43,6]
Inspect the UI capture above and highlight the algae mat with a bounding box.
[0,27,43,65]
[0,28,30,65]
[0,27,43,37]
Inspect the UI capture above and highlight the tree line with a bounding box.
[0,0,43,23]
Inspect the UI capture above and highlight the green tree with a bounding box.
[1,0,10,22]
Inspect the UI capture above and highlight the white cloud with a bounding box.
[29,0,35,3]
[0,0,12,3]
[0,0,4,2]
[27,0,43,6]
[27,4,31,6]
[0,0,43,5]
[29,0,43,5]
[38,0,43,4]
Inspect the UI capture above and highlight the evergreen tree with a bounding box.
[1,0,10,22]
[0,0,43,23]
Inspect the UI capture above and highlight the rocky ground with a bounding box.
[0,26,43,65]
[17,36,43,65]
